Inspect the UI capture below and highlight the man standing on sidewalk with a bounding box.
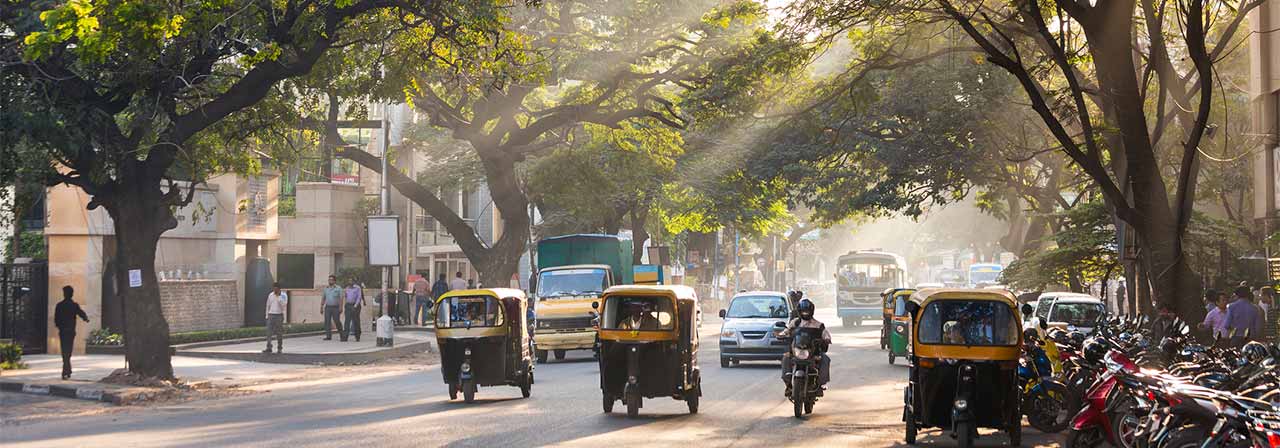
[53,286,89,380]
[432,273,449,298]
[344,280,366,341]
[263,283,288,354]
[412,274,430,326]
[1225,286,1263,346]
[322,275,345,341]
[450,271,467,291]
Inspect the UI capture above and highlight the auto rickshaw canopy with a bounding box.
[907,288,1022,361]
[598,285,697,342]
[434,288,529,339]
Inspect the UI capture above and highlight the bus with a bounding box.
[968,263,1004,288]
[833,251,908,328]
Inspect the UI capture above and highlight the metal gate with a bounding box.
[0,263,48,354]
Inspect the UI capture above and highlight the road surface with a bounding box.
[1,309,1061,447]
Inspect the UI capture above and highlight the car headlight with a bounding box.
[954,399,968,411]
[461,362,471,373]
[793,347,811,360]
[721,330,736,338]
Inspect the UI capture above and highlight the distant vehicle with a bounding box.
[834,250,908,328]
[533,234,633,363]
[936,268,967,288]
[915,282,945,289]
[718,291,792,367]
[968,263,1003,288]
[1028,292,1106,334]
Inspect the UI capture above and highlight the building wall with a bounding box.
[277,182,366,324]
[44,172,279,354]
[159,280,241,333]
[1251,1,1280,219]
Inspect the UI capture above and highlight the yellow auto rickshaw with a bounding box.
[902,288,1024,447]
[594,285,702,417]
[433,288,534,403]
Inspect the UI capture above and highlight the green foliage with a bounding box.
[0,341,25,370]
[4,231,46,262]
[168,323,325,346]
[1001,200,1119,291]
[87,328,124,346]
[279,196,296,217]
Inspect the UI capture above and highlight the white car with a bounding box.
[1030,292,1106,334]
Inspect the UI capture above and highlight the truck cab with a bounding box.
[532,234,633,363]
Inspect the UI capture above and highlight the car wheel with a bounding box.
[720,357,730,368]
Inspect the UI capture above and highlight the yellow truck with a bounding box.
[532,235,632,363]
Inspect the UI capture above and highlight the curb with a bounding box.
[0,379,148,405]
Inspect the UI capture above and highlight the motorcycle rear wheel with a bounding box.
[1026,382,1069,433]
[955,421,974,448]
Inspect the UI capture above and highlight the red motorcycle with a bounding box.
[1064,350,1142,447]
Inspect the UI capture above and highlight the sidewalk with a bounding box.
[178,328,434,364]
[0,355,306,404]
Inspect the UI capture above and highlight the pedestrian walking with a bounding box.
[322,275,345,341]
[468,279,476,289]
[1200,293,1228,340]
[344,281,365,342]
[1203,289,1219,313]
[432,273,449,297]
[450,271,467,291]
[53,286,90,380]
[1225,286,1263,346]
[412,274,430,326]
[262,283,288,354]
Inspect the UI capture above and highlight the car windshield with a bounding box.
[1049,302,1105,326]
[435,295,504,328]
[918,299,1018,346]
[537,268,607,299]
[602,295,674,331]
[727,295,789,319]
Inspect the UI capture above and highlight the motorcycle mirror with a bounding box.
[591,301,599,310]
[718,309,727,319]
[1039,319,1048,330]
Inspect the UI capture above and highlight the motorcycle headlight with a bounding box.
[721,330,736,338]
[461,362,471,373]
[464,347,472,356]
[954,399,968,411]
[793,347,811,360]
[894,325,905,334]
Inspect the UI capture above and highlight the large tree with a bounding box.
[338,0,802,286]
[0,0,511,378]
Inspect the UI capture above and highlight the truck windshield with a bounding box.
[537,268,608,299]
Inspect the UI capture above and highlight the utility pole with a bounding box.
[380,102,390,318]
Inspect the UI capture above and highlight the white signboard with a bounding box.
[128,269,142,288]
[367,216,401,266]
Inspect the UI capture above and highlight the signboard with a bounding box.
[367,216,401,266]
[128,269,142,288]
[1269,258,1280,282]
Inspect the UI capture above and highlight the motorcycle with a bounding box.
[784,325,826,419]
[1019,329,1070,433]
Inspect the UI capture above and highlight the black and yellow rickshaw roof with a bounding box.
[603,284,698,303]
[908,288,1018,308]
[435,288,527,305]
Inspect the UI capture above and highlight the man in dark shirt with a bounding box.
[53,285,90,380]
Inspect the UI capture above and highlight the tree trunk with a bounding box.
[103,186,175,380]
[631,206,649,265]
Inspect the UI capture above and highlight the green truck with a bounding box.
[532,234,632,363]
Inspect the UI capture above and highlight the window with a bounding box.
[537,268,608,299]
[334,253,344,272]
[837,261,901,289]
[1036,299,1054,320]
[1048,302,1105,326]
[435,295,504,328]
[894,296,908,317]
[727,295,790,319]
[602,296,675,331]
[277,254,315,289]
[917,299,1018,346]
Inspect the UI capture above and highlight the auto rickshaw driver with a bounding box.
[618,300,660,331]
[779,292,832,397]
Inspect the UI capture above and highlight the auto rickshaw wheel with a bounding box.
[448,382,458,400]
[686,392,699,414]
[535,349,548,363]
[603,394,614,413]
[720,357,730,368]
[955,421,974,448]
[904,408,917,444]
[520,372,532,398]
[462,379,476,403]
[626,390,641,418]
[554,349,566,360]
[1008,423,1022,447]
[889,352,896,365]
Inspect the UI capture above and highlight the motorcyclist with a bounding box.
[780,291,832,396]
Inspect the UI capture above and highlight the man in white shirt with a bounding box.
[263,283,288,354]
[450,271,468,291]
[1201,293,1228,340]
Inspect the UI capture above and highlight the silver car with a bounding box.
[718,291,793,367]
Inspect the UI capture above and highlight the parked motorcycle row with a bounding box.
[1023,314,1280,448]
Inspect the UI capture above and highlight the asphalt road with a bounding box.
[2,309,1063,447]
